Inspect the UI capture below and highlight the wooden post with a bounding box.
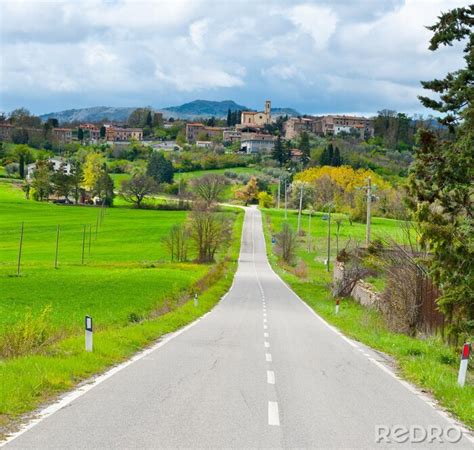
[17,222,24,276]
[284,183,288,219]
[55,224,60,269]
[88,224,92,256]
[81,224,86,264]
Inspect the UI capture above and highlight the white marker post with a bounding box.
[85,315,93,352]
[335,298,340,315]
[457,343,471,387]
[194,293,198,307]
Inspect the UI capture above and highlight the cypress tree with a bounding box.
[319,147,329,166]
[227,109,232,126]
[332,146,342,166]
[299,132,311,166]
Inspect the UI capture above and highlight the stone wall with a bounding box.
[333,261,381,309]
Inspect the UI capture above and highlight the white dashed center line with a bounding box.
[267,370,275,384]
[264,341,270,348]
[268,401,280,426]
[266,353,272,362]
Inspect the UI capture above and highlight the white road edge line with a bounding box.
[259,209,474,444]
[268,401,280,426]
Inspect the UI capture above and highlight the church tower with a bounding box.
[265,100,271,123]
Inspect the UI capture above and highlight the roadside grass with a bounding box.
[0,179,244,435]
[262,208,474,430]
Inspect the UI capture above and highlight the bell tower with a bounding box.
[265,100,271,115]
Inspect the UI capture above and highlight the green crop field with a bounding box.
[262,208,474,428]
[0,179,243,432]
[111,166,262,189]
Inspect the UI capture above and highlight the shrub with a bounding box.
[294,260,308,279]
[275,222,298,264]
[0,306,56,358]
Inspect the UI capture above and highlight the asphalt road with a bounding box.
[5,207,472,448]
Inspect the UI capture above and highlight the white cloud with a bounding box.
[189,19,210,50]
[287,4,338,50]
[0,0,468,114]
[154,65,243,91]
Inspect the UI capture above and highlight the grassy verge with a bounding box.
[262,208,473,430]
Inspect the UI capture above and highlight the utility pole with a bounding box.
[284,182,288,219]
[366,177,372,246]
[17,222,24,276]
[326,205,332,272]
[55,224,60,269]
[277,176,281,209]
[297,184,304,234]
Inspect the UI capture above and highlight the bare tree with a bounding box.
[164,224,189,262]
[188,203,232,263]
[120,175,158,208]
[332,243,373,297]
[190,175,228,207]
[275,222,298,264]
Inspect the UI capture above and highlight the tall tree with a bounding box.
[146,110,153,128]
[299,131,311,166]
[94,172,115,206]
[15,145,32,179]
[31,161,52,201]
[319,147,328,166]
[100,125,106,139]
[190,174,228,206]
[82,152,105,192]
[332,146,342,167]
[120,174,158,208]
[77,127,84,141]
[272,135,289,167]
[408,5,473,341]
[52,164,74,200]
[146,151,174,184]
[227,109,232,127]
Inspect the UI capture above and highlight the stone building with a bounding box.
[240,100,272,127]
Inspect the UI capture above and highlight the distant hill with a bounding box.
[40,106,137,124]
[162,99,248,119]
[39,101,301,123]
[272,107,300,117]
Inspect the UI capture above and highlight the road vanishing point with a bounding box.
[4,207,473,449]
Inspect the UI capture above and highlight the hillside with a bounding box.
[40,106,137,124]
[162,99,247,118]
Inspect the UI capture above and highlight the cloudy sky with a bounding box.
[0,0,467,115]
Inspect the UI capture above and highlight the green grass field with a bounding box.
[0,180,243,433]
[262,208,473,429]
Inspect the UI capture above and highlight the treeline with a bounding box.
[372,109,449,151]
